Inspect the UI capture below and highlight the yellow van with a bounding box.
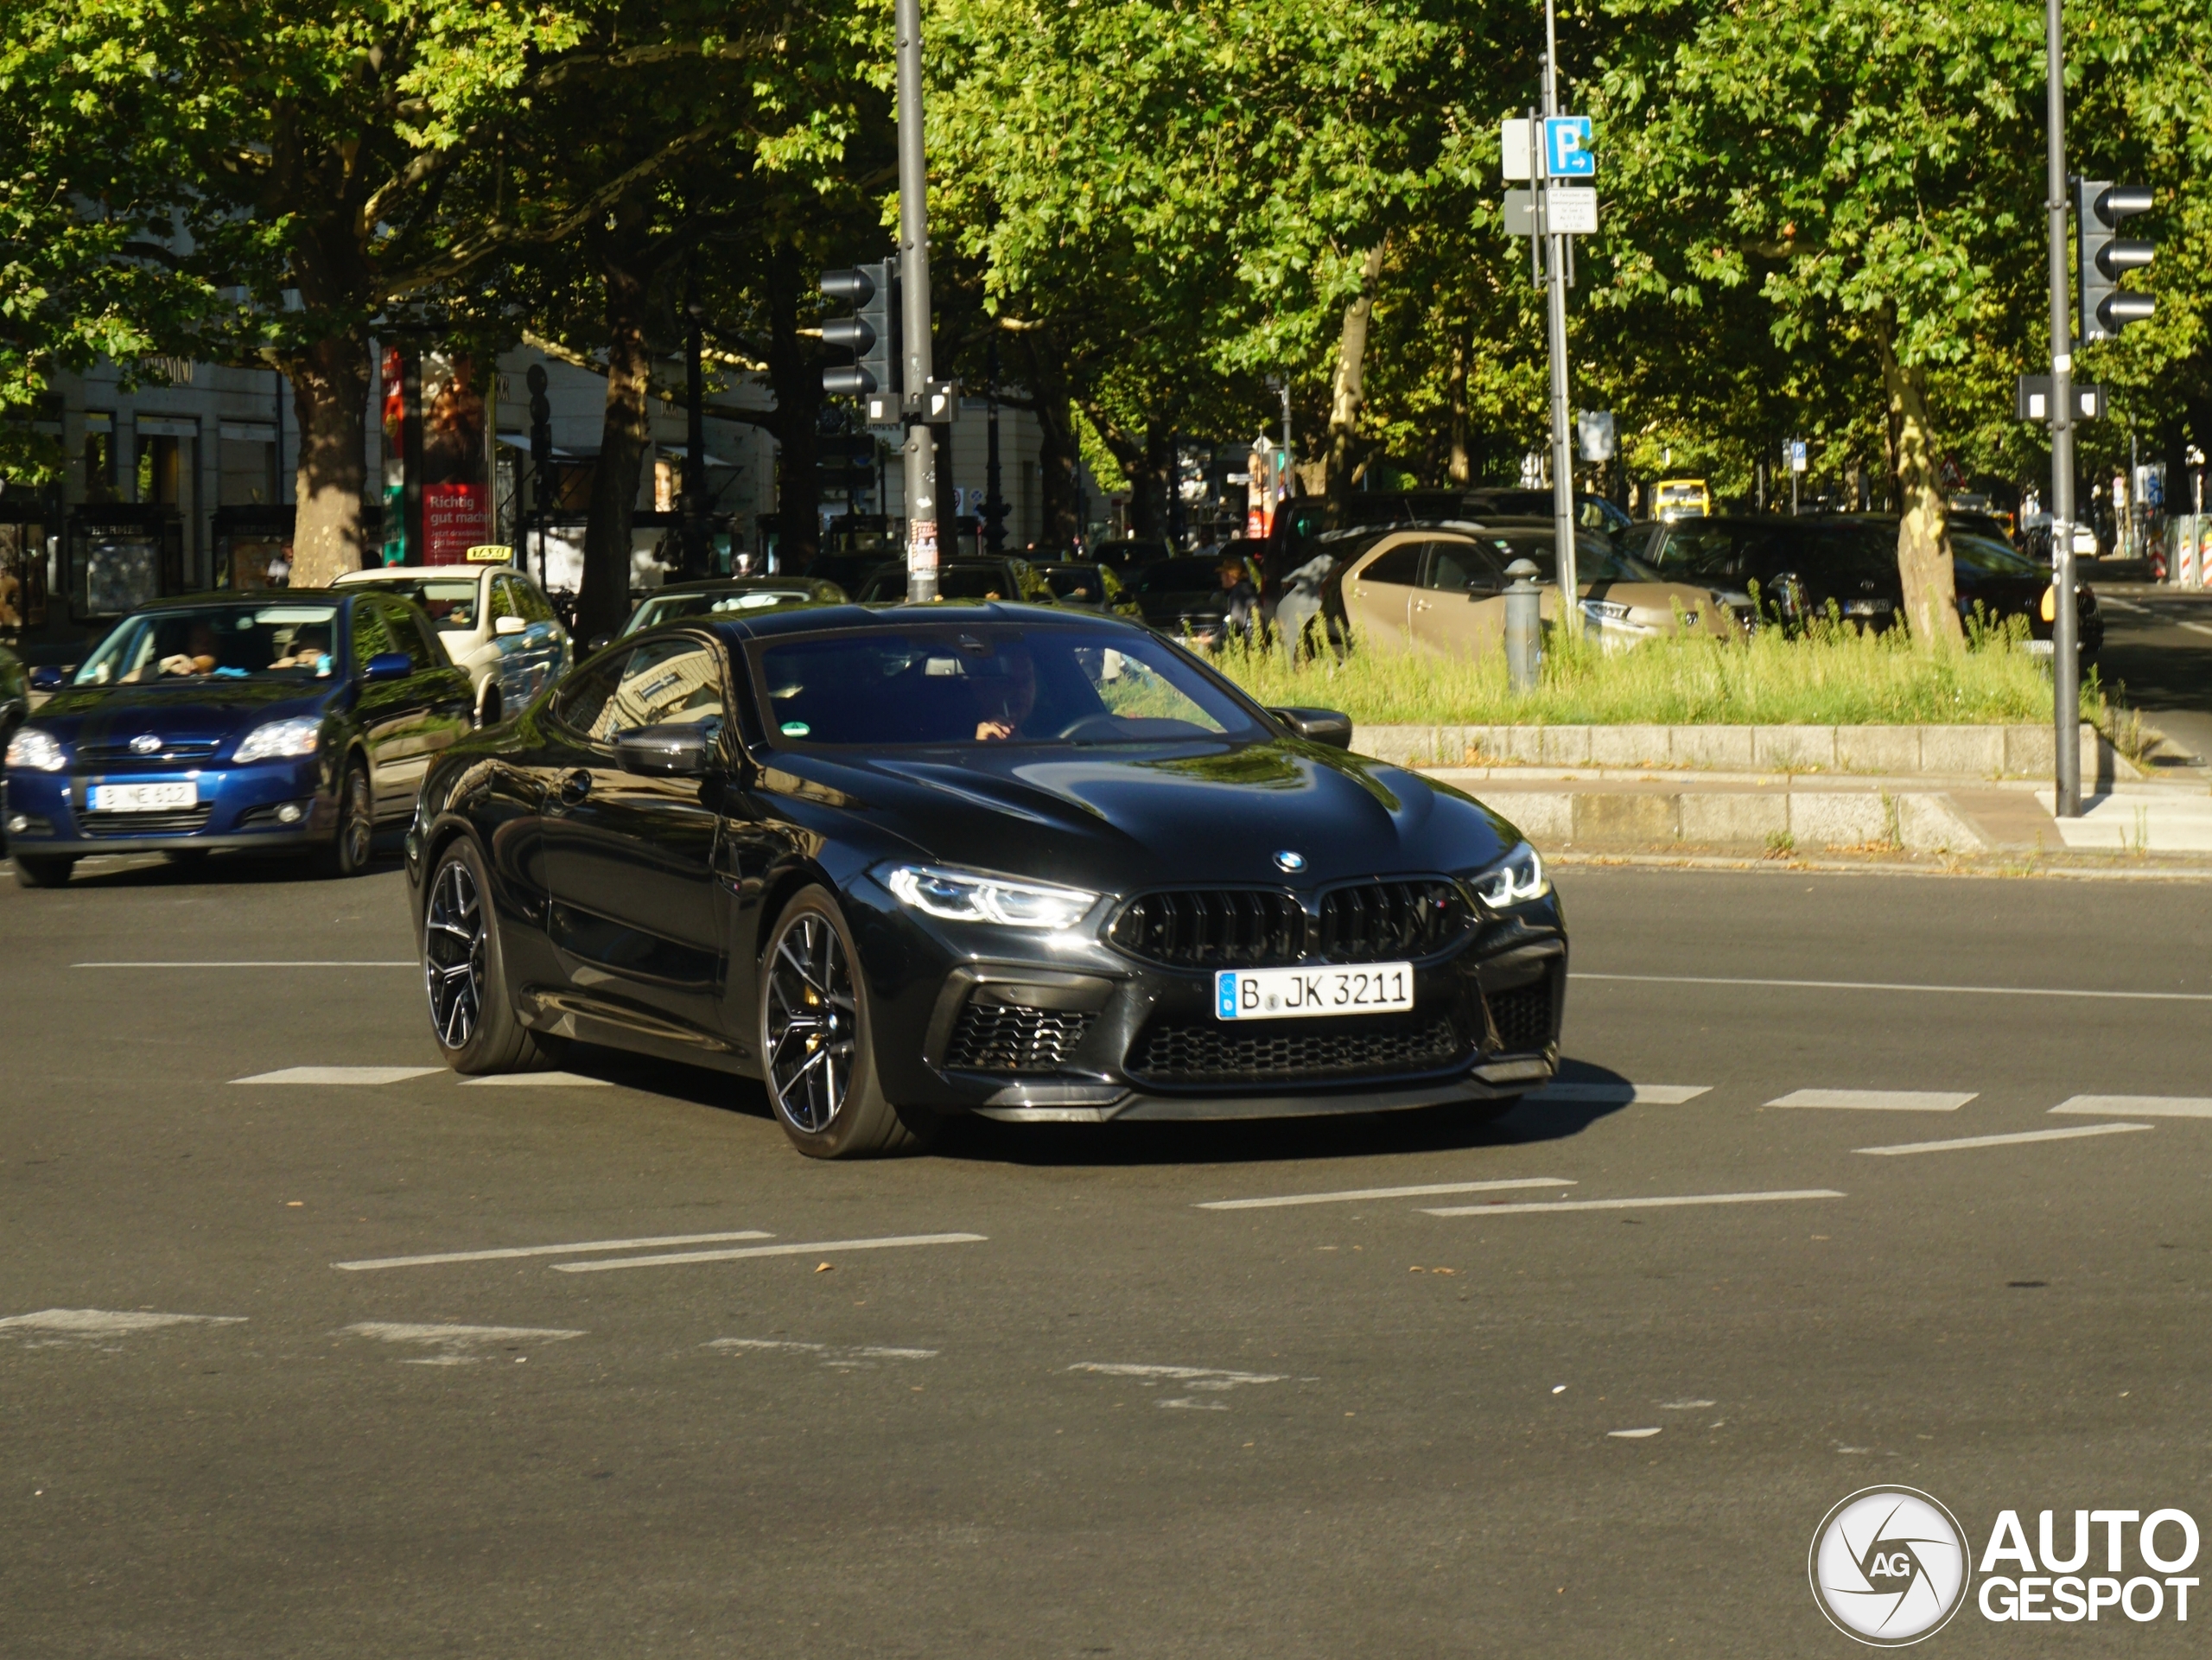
[1654,479,1711,520]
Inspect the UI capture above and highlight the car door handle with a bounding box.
[559,770,592,805]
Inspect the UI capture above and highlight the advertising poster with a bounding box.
[421,353,490,565]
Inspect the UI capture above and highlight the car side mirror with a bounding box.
[1269,706,1354,749]
[613,722,713,777]
[587,633,611,653]
[494,615,527,636]
[363,652,413,684]
[1465,577,1501,599]
[28,666,65,691]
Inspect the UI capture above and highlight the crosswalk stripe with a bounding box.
[1422,1189,1841,1218]
[550,1232,988,1273]
[2050,1096,2212,1119]
[1858,1123,2153,1156]
[334,1231,775,1271]
[233,1065,442,1085]
[457,1072,610,1088]
[1530,1083,1710,1105]
[1197,1177,1573,1212]
[1767,1089,1975,1112]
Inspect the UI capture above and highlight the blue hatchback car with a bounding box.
[3,588,473,887]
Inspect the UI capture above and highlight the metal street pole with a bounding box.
[1541,1,1580,637]
[681,270,709,579]
[2044,0,2080,817]
[983,334,1005,553]
[895,0,938,601]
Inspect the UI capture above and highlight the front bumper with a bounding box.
[846,875,1567,1123]
[2,757,336,857]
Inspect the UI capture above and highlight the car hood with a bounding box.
[28,678,343,749]
[761,737,1523,894]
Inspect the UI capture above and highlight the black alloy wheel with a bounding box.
[423,838,550,1074]
[759,886,932,1158]
[315,759,372,878]
[424,854,486,1051]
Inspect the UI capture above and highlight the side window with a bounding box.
[489,577,519,621]
[349,601,395,671]
[513,579,557,625]
[385,602,442,670]
[551,649,629,736]
[1423,541,1501,594]
[556,638,725,743]
[1358,539,1423,587]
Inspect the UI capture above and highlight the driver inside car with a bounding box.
[973,649,1038,741]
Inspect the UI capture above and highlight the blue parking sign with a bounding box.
[1546,117,1594,177]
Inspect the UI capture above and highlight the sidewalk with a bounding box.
[1423,762,2212,865]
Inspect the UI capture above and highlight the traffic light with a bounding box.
[819,261,900,425]
[2076,180,2156,342]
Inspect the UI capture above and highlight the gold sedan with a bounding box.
[1334,522,1747,656]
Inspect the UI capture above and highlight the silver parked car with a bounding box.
[334,563,570,726]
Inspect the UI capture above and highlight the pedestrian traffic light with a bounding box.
[2075,180,2156,342]
[819,261,900,419]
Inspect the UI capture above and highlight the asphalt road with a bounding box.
[5,852,2212,1657]
[2092,581,2212,765]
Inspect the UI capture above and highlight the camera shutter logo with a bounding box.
[1809,1487,1970,1645]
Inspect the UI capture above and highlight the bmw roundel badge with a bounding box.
[1273,849,1306,874]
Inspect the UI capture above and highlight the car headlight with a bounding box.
[1471,842,1548,908]
[3,727,66,772]
[882,863,1099,929]
[233,716,324,763]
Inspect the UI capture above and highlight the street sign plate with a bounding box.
[1501,118,1531,181]
[1503,188,1599,237]
[2016,376,2105,423]
[1546,117,1595,177]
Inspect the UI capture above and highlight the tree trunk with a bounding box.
[1324,245,1387,529]
[283,331,371,587]
[1141,424,1176,543]
[1446,334,1471,487]
[761,246,823,569]
[581,245,652,646]
[1877,321,1963,646]
[1077,404,1153,538]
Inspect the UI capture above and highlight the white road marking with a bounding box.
[550,1232,988,1273]
[1608,1428,1662,1439]
[1858,1123,2153,1156]
[2100,596,2147,614]
[0,1308,245,1345]
[1766,1089,1975,1112]
[334,1231,774,1271]
[1660,1399,1717,1409]
[457,1072,611,1088]
[1573,972,2212,1003]
[76,960,416,969]
[1530,1082,1711,1104]
[2181,620,2212,639]
[234,1065,442,1085]
[1423,1188,1843,1218]
[2052,1095,2212,1119]
[1197,1176,1574,1212]
[1068,1361,1291,1410]
[340,1320,585,1365]
[707,1339,939,1367]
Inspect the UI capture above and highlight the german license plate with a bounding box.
[90,780,198,812]
[1215,964,1414,1021]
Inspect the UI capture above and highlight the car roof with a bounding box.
[646,576,836,595]
[334,565,495,585]
[105,587,355,613]
[700,600,1128,642]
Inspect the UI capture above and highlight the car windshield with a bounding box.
[1039,565,1113,601]
[754,625,1266,747]
[625,588,826,633]
[1950,534,2041,576]
[359,578,480,628]
[1442,532,1652,583]
[73,603,343,685]
[1131,559,1236,595]
[861,566,1020,603]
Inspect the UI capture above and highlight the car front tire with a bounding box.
[760,885,933,1159]
[313,757,372,879]
[12,854,73,888]
[423,836,548,1075]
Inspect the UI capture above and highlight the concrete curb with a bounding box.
[1464,783,1986,854]
[1357,721,2134,781]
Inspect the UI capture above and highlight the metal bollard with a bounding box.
[1503,558,1542,692]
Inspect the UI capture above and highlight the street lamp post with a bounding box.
[680,271,710,580]
[896,0,938,601]
[2044,0,2080,817]
[1539,0,1580,636]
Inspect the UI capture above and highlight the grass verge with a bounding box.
[1213,619,2110,729]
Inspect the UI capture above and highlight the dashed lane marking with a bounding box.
[2051,1095,2212,1119]
[1530,1082,1711,1104]
[2181,620,2212,639]
[551,1232,988,1274]
[1573,972,2212,1002]
[1422,1188,1843,1218]
[1766,1089,1976,1112]
[340,1321,585,1366]
[1067,1362,1292,1411]
[1197,1176,1573,1212]
[0,1309,245,1345]
[458,1072,612,1088]
[334,1231,774,1271]
[1857,1123,2154,1156]
[707,1339,939,1367]
[77,960,416,969]
[234,1065,443,1085]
